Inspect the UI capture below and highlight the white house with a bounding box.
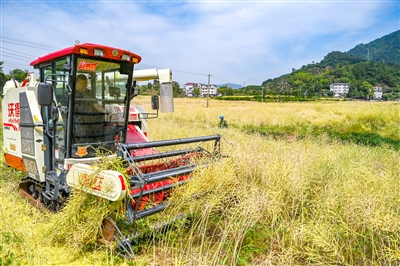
[330,83,350,97]
[183,82,218,97]
[183,82,198,97]
[198,83,218,97]
[373,86,383,99]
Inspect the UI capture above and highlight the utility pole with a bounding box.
[206,74,213,108]
[262,86,264,102]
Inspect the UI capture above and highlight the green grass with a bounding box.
[243,123,400,150]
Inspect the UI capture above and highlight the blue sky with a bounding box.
[1,0,399,86]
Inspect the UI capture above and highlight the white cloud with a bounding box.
[1,0,398,86]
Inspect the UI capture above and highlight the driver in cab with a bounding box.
[73,74,105,142]
[75,74,104,112]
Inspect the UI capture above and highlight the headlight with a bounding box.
[121,54,131,61]
[94,49,104,57]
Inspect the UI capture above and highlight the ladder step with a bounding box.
[42,191,53,200]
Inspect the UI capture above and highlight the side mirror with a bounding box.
[151,95,159,110]
[130,81,139,98]
[38,83,53,106]
[63,63,71,71]
[109,86,121,97]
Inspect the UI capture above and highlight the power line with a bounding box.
[3,62,28,67]
[0,37,238,84]
[137,63,210,77]
[1,47,37,59]
[1,36,60,50]
[0,53,32,61]
[1,62,32,72]
[173,69,210,76]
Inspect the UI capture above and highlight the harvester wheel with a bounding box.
[101,217,116,243]
[100,217,135,259]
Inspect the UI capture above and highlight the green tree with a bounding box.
[9,69,28,82]
[334,68,346,78]
[361,81,374,99]
[314,81,323,95]
[293,80,305,96]
[0,62,6,92]
[218,86,234,96]
[153,80,160,94]
[349,79,361,98]
[172,81,182,97]
[338,77,350,83]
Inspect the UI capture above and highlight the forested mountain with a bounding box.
[346,30,399,65]
[259,30,400,100]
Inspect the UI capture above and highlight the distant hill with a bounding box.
[318,51,366,67]
[259,30,400,100]
[217,83,242,89]
[346,30,399,65]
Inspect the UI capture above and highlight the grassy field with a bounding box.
[1,97,399,265]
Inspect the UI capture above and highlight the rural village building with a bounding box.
[183,82,218,97]
[199,84,218,96]
[373,86,383,99]
[330,83,350,97]
[183,82,197,97]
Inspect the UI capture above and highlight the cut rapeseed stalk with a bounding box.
[45,154,130,249]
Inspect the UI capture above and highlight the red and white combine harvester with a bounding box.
[2,42,221,257]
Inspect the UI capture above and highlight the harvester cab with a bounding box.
[2,43,222,257]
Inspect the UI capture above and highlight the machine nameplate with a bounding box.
[77,60,98,72]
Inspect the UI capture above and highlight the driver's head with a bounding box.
[76,74,88,92]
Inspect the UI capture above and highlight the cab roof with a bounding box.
[30,43,142,67]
